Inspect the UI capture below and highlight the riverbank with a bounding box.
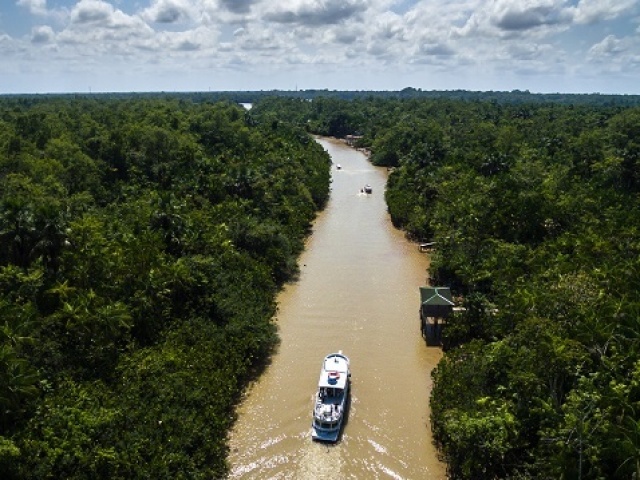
[228,136,445,479]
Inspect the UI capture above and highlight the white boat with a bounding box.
[363,184,372,194]
[311,352,350,442]
[336,164,342,170]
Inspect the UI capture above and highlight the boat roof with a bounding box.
[318,353,349,389]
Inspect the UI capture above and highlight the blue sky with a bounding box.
[1,0,639,94]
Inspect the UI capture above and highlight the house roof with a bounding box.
[420,287,454,318]
[420,287,454,306]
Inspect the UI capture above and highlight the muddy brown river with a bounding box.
[228,137,446,479]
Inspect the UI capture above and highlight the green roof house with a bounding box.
[419,287,454,319]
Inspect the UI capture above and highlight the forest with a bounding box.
[0,96,330,478]
[14,88,640,107]
[2,91,640,479]
[250,95,640,479]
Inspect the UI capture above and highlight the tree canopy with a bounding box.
[3,90,640,479]
[0,96,330,478]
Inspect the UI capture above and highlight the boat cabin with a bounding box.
[319,387,340,399]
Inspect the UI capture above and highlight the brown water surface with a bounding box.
[228,137,446,479]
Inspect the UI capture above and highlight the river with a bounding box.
[227,137,446,479]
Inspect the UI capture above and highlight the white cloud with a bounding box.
[55,0,153,52]
[235,27,292,53]
[585,33,640,78]
[219,0,258,15]
[264,0,366,26]
[506,42,555,61]
[65,1,143,32]
[0,32,26,61]
[70,0,113,24]
[325,25,362,45]
[371,12,405,41]
[571,0,638,25]
[31,25,55,43]
[454,0,572,38]
[0,33,16,46]
[140,0,194,24]
[17,0,48,16]
[418,41,455,57]
[69,0,151,31]
[490,1,570,31]
[588,34,628,59]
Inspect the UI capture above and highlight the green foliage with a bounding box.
[424,104,640,478]
[371,119,446,168]
[6,91,639,478]
[17,378,121,479]
[0,96,330,478]
[442,397,519,479]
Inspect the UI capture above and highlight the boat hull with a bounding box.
[311,425,341,442]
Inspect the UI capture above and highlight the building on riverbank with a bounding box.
[345,135,363,147]
[420,287,454,346]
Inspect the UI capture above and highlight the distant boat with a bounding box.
[363,184,372,194]
[311,352,350,442]
[336,164,342,170]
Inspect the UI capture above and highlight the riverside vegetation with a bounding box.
[0,97,330,478]
[251,95,640,479]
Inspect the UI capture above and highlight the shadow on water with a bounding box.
[233,337,281,407]
[422,322,443,347]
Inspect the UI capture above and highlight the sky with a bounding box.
[1,0,640,94]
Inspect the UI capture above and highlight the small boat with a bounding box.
[363,184,372,194]
[336,164,342,170]
[311,352,350,442]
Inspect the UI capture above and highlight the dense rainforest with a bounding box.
[0,97,331,478]
[3,90,640,479]
[251,95,640,479]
